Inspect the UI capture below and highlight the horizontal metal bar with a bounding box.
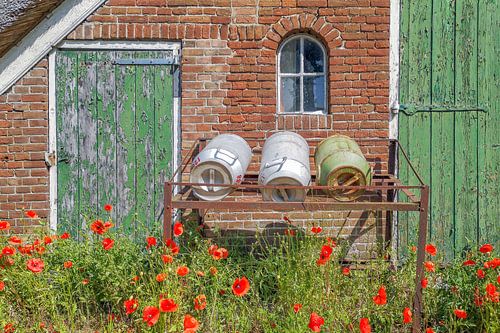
[168,182,425,190]
[114,57,179,65]
[171,200,421,212]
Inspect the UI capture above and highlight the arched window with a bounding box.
[278,34,327,114]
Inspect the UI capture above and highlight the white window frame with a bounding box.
[48,40,182,230]
[277,34,328,115]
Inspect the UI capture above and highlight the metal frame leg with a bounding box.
[412,185,429,333]
[163,182,173,240]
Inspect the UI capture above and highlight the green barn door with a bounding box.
[55,50,174,238]
[398,0,499,260]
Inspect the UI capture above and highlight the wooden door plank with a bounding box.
[134,51,157,232]
[154,64,174,226]
[430,0,456,261]
[56,50,80,237]
[406,0,432,253]
[397,0,412,259]
[96,51,117,222]
[478,0,499,248]
[454,0,479,255]
[115,51,137,233]
[77,51,99,228]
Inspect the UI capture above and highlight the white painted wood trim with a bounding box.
[0,0,106,95]
[389,0,401,263]
[58,40,181,51]
[48,50,57,231]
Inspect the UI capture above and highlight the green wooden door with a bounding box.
[398,0,499,260]
[56,50,174,237]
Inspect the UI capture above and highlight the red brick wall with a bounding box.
[0,0,390,256]
[0,60,50,233]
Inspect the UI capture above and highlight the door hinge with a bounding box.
[45,151,57,167]
[395,104,487,116]
[114,57,180,66]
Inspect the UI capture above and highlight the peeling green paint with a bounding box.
[56,50,174,237]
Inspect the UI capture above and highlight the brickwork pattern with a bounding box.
[0,0,391,255]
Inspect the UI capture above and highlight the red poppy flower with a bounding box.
[177,266,189,277]
[26,210,38,218]
[142,306,160,327]
[0,221,10,230]
[486,283,499,303]
[359,318,371,333]
[82,279,89,285]
[479,243,494,254]
[43,236,53,245]
[60,232,70,239]
[90,220,106,235]
[209,266,218,276]
[162,254,173,264]
[194,294,207,311]
[484,257,500,269]
[165,239,180,255]
[342,267,351,276]
[424,261,435,272]
[232,277,250,297]
[0,281,5,291]
[403,307,412,324]
[497,275,500,284]
[462,259,476,266]
[373,286,387,305]
[426,328,435,333]
[4,323,15,333]
[124,298,138,315]
[146,237,157,249]
[208,244,218,255]
[174,222,184,237]
[326,237,336,247]
[308,312,324,332]
[320,245,333,258]
[156,273,167,282]
[26,258,44,273]
[454,309,467,319]
[196,271,205,277]
[311,226,322,234]
[212,248,229,260]
[477,269,485,279]
[64,261,73,269]
[183,314,200,333]
[425,244,437,256]
[421,278,428,288]
[8,236,22,245]
[293,303,302,313]
[284,229,295,236]
[104,204,113,211]
[102,238,114,250]
[159,298,178,312]
[283,216,290,223]
[2,246,15,256]
[410,245,417,252]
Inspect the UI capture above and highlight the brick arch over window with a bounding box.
[262,14,342,52]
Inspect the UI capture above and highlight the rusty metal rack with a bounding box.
[163,137,429,333]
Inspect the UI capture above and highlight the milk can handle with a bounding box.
[214,149,238,166]
[264,157,287,171]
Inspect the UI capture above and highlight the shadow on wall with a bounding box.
[202,210,389,262]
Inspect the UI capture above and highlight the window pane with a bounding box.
[303,76,325,112]
[280,77,301,112]
[304,39,324,73]
[280,39,300,73]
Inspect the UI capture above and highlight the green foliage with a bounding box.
[0,216,498,332]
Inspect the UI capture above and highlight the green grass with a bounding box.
[0,214,498,332]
